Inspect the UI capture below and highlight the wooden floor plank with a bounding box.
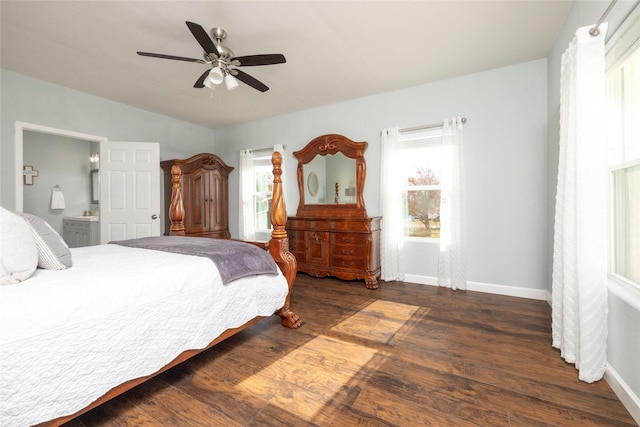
[67,275,636,427]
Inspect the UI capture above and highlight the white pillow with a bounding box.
[16,212,72,270]
[0,206,38,284]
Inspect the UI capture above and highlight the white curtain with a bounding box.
[238,149,254,240]
[438,117,467,290]
[552,24,608,383]
[379,127,405,281]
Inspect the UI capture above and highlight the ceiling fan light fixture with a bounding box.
[208,66,224,85]
[225,73,239,91]
[203,76,216,89]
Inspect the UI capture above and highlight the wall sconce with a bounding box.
[89,153,100,169]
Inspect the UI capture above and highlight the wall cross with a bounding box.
[23,165,39,185]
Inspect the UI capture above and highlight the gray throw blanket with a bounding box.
[110,236,277,284]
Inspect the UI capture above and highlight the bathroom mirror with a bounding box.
[91,169,100,204]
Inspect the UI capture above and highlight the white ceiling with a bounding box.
[1,1,574,130]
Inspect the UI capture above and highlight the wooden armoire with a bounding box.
[160,153,234,239]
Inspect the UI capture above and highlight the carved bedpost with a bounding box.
[270,151,301,329]
[169,164,186,236]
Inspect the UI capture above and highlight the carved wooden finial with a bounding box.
[169,164,185,235]
[270,151,287,239]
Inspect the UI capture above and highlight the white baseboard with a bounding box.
[605,363,640,425]
[403,274,549,301]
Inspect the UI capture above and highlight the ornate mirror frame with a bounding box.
[293,134,368,218]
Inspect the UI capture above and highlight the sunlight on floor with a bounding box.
[237,300,423,420]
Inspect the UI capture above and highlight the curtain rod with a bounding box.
[400,117,467,133]
[589,0,618,36]
[250,145,286,154]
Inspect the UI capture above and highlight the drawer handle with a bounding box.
[341,261,354,267]
[341,237,354,243]
[340,249,355,255]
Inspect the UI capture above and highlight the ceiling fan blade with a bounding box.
[194,70,210,88]
[232,69,269,92]
[137,51,205,63]
[232,54,286,67]
[185,21,219,57]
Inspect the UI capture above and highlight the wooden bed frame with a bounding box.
[38,151,300,427]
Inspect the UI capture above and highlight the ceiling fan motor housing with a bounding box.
[210,28,234,62]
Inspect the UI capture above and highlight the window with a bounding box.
[399,127,444,239]
[252,154,273,233]
[606,9,640,287]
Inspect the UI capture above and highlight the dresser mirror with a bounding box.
[303,154,356,204]
[294,134,368,218]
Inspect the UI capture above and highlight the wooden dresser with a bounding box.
[287,134,382,288]
[160,153,234,238]
[287,216,381,287]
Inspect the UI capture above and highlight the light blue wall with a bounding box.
[0,69,216,211]
[215,59,549,292]
[23,132,92,235]
[546,0,640,417]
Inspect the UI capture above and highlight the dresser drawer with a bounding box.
[332,244,365,258]
[287,230,304,255]
[288,230,304,244]
[331,220,373,232]
[333,233,366,245]
[64,221,90,231]
[331,256,365,271]
[286,218,306,230]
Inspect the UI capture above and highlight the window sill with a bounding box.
[608,273,640,312]
[403,236,440,244]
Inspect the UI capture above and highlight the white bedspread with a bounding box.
[0,244,288,426]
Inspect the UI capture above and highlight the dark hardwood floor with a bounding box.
[65,275,636,426]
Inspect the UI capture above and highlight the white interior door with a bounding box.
[99,141,160,243]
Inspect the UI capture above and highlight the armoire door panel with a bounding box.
[184,173,207,233]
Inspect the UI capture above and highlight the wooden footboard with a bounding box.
[36,152,299,427]
[169,151,300,328]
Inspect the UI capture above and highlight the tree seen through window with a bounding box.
[406,166,441,238]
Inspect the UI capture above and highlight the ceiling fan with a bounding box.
[137,21,285,92]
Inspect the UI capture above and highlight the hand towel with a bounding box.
[51,189,65,210]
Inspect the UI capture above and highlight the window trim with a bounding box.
[605,3,640,296]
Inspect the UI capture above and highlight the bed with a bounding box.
[0,152,300,427]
